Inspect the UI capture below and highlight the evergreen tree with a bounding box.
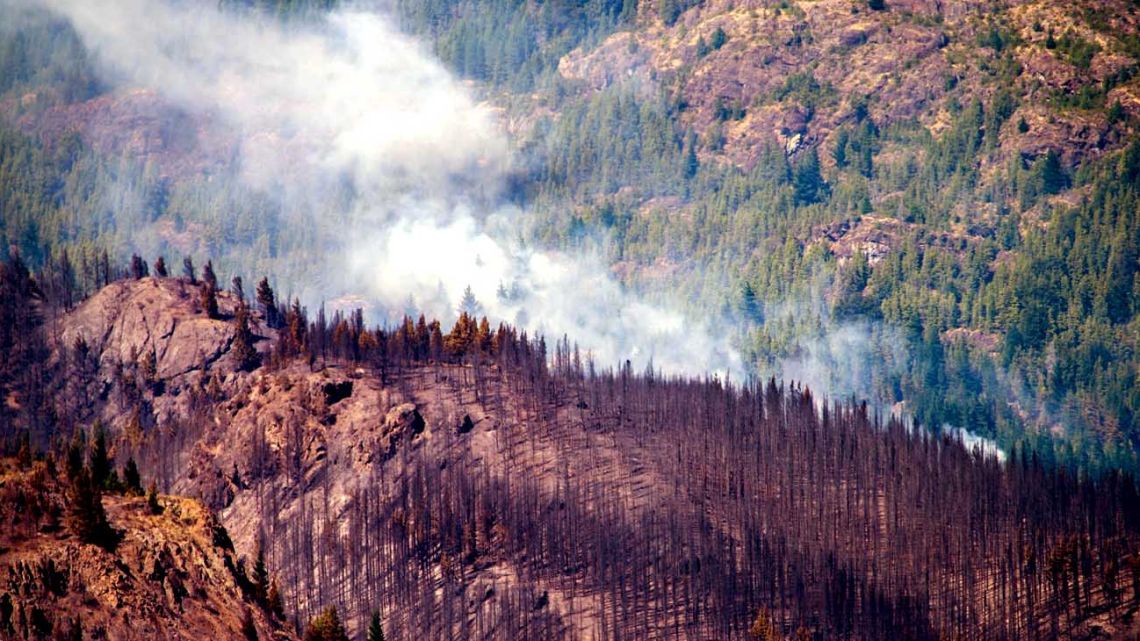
[1035,149,1069,195]
[710,26,728,50]
[233,303,261,371]
[231,275,245,301]
[367,611,386,641]
[140,349,158,390]
[458,285,483,317]
[793,148,825,205]
[130,254,148,279]
[154,256,168,278]
[15,432,31,469]
[68,466,115,548]
[202,259,219,291]
[253,544,269,604]
[833,129,849,167]
[202,284,220,320]
[182,256,196,284]
[303,606,349,641]
[123,457,143,496]
[256,277,277,328]
[146,483,162,514]
[88,422,112,490]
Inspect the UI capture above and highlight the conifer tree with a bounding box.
[68,466,115,548]
[130,254,148,280]
[88,422,112,490]
[202,284,220,320]
[123,458,143,496]
[233,303,261,371]
[182,256,196,284]
[154,256,168,278]
[253,545,269,604]
[203,260,219,291]
[232,275,245,301]
[256,277,277,328]
[146,483,162,515]
[303,606,349,641]
[793,147,825,205]
[367,611,386,641]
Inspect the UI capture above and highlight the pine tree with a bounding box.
[303,606,349,641]
[232,275,245,301]
[140,349,158,390]
[253,545,269,604]
[154,256,168,278]
[182,256,196,284]
[256,277,277,328]
[147,483,162,515]
[123,458,143,496]
[202,284,220,320]
[130,254,148,279]
[710,26,727,50]
[1035,149,1069,195]
[367,611,386,641]
[233,303,261,371]
[88,422,112,490]
[203,260,219,291]
[66,432,85,481]
[68,466,115,548]
[458,285,483,317]
[793,147,825,205]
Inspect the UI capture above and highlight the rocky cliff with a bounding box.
[0,458,297,641]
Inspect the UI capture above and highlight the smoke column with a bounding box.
[33,0,742,376]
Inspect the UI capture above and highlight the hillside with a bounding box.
[1,0,1138,470]
[0,457,296,640]
[0,270,1128,639]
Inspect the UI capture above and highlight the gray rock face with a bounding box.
[57,277,262,385]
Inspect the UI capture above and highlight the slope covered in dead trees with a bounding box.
[1,255,1138,639]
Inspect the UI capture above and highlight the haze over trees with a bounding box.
[2,0,1140,636]
[2,0,1137,471]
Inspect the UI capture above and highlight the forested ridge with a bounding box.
[2,0,1140,471]
[2,252,1140,638]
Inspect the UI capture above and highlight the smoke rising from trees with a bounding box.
[32,0,741,376]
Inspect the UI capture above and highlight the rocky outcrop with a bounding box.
[57,276,266,386]
[0,460,296,641]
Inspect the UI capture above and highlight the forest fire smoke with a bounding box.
[31,0,742,376]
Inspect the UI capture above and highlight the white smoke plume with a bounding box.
[33,0,742,376]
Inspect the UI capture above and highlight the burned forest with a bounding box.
[2,253,1140,640]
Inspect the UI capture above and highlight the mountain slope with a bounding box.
[33,273,1140,640]
[0,458,296,641]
